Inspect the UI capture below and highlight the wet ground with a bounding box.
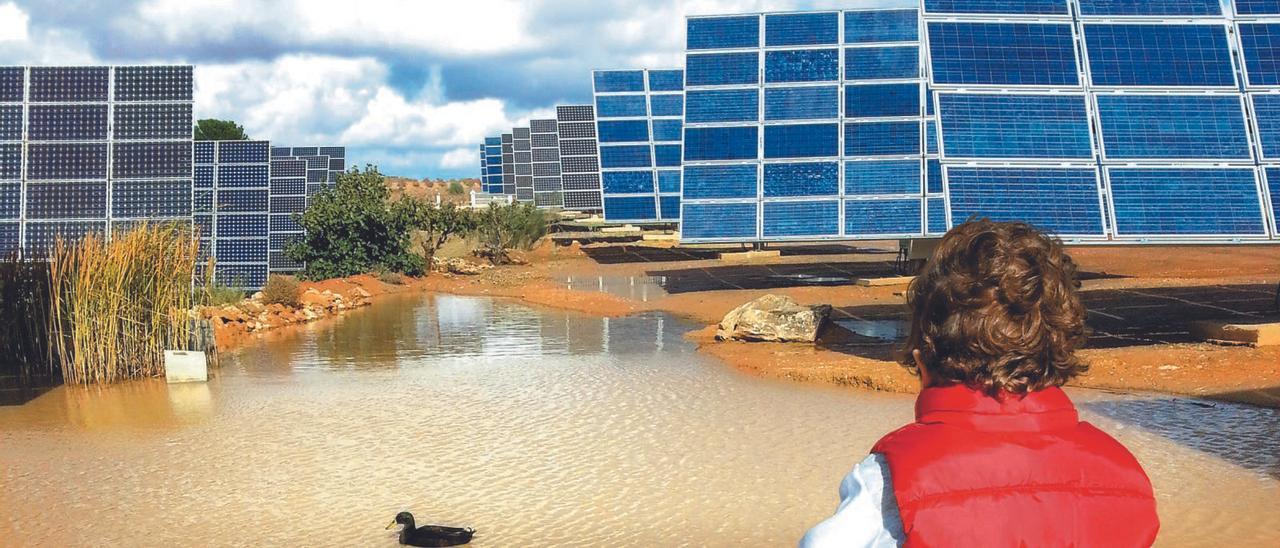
[2,294,1278,546]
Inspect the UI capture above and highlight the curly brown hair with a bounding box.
[901,219,1089,395]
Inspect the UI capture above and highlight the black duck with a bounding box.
[385,512,475,547]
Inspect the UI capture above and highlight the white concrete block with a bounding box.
[165,350,208,383]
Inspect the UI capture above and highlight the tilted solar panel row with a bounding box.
[529,119,564,208]
[593,69,683,223]
[194,140,271,289]
[556,105,604,211]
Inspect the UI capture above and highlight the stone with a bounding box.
[716,294,832,343]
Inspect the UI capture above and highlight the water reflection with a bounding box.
[561,275,669,302]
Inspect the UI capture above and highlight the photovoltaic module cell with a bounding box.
[1236,1,1280,16]
[1083,24,1236,88]
[4,65,194,257]
[926,22,1080,87]
[269,157,307,274]
[1095,94,1251,161]
[594,69,683,223]
[922,1,1069,16]
[1077,0,1222,17]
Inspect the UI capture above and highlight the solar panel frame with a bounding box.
[593,69,684,223]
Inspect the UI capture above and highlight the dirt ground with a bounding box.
[218,240,1280,408]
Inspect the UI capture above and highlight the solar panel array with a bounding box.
[529,118,565,207]
[512,127,534,201]
[680,10,932,242]
[593,69,684,223]
[921,0,1278,243]
[500,133,516,195]
[270,146,345,199]
[483,136,504,194]
[0,65,194,256]
[557,105,604,211]
[269,156,307,275]
[194,140,270,289]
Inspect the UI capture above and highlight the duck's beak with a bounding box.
[385,520,397,530]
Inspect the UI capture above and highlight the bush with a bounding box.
[286,166,425,280]
[447,181,465,195]
[201,278,246,306]
[404,200,478,264]
[261,275,301,307]
[474,203,549,264]
[377,270,404,285]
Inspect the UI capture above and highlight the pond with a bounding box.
[1,294,1277,546]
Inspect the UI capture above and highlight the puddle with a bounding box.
[0,294,1276,546]
[561,275,668,301]
[836,319,909,342]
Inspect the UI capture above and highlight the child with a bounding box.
[801,220,1158,547]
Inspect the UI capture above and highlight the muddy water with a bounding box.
[1,295,1278,547]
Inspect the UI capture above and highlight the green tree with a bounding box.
[285,166,425,279]
[447,181,465,195]
[193,119,249,141]
[474,203,549,265]
[403,200,478,264]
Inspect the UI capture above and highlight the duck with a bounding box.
[385,512,475,547]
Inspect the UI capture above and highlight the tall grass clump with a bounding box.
[47,223,199,385]
[0,254,55,388]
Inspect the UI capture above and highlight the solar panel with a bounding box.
[194,140,271,289]
[529,119,563,208]
[556,105,603,211]
[3,65,193,257]
[682,9,934,243]
[1095,94,1250,161]
[511,127,535,202]
[1236,1,1280,16]
[926,22,1079,87]
[1078,0,1222,17]
[1238,23,1280,88]
[1108,168,1267,237]
[1083,24,1235,88]
[922,1,1069,16]
[483,136,504,194]
[593,69,683,223]
[269,157,307,274]
[936,93,1094,160]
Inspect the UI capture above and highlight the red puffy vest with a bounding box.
[872,385,1159,547]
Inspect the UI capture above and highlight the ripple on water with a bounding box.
[1,294,1277,546]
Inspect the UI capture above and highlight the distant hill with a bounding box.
[385,176,482,205]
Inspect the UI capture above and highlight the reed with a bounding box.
[46,223,199,385]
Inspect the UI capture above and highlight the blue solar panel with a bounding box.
[595,95,648,118]
[650,95,684,116]
[846,46,919,80]
[764,162,839,197]
[1266,168,1280,227]
[845,10,918,44]
[1096,95,1250,161]
[659,196,681,220]
[765,86,839,121]
[29,105,108,140]
[652,119,683,141]
[767,12,838,47]
[1108,168,1266,237]
[686,89,758,123]
[0,106,20,140]
[1239,23,1280,87]
[0,184,18,218]
[112,180,191,219]
[923,1,1068,15]
[845,83,921,118]
[648,70,684,91]
[594,70,645,92]
[1237,1,1280,15]
[846,199,922,235]
[602,196,657,221]
[764,124,838,159]
[685,127,758,161]
[1084,24,1234,87]
[655,145,682,167]
[657,171,681,193]
[927,197,948,235]
[1250,95,1280,159]
[603,171,654,194]
[687,53,759,86]
[597,120,650,143]
[845,121,921,157]
[845,160,921,195]
[927,159,943,194]
[765,49,840,83]
[0,68,22,102]
[1079,0,1222,16]
[937,94,1092,160]
[927,22,1079,87]
[688,16,760,50]
[684,165,757,199]
[682,202,757,240]
[947,167,1105,236]
[764,200,839,237]
[25,182,106,219]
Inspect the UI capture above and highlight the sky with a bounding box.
[0,0,912,179]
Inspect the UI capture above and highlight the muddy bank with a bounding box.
[209,242,1280,408]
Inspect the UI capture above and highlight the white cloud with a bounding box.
[440,147,480,169]
[0,2,28,42]
[130,0,532,56]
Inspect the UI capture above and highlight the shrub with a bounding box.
[474,203,549,264]
[286,165,425,280]
[201,279,246,306]
[377,270,405,285]
[261,275,302,307]
[447,181,465,195]
[404,200,478,264]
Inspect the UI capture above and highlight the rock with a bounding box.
[715,294,832,343]
[432,257,491,275]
